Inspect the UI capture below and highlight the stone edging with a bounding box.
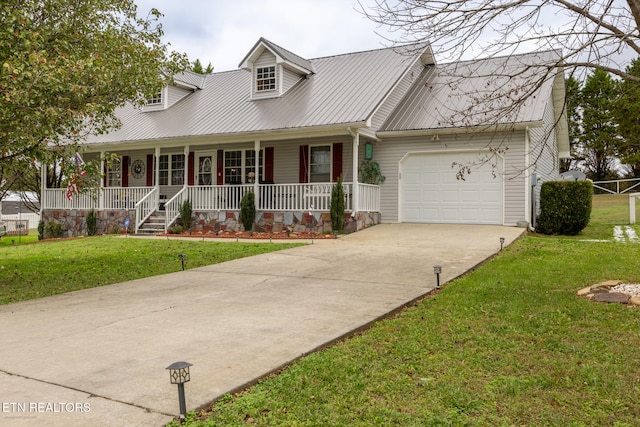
[577,280,640,306]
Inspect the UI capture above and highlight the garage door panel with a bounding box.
[401,152,503,225]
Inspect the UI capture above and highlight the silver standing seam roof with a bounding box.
[382,50,562,132]
[83,40,560,147]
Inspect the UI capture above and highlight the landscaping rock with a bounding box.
[629,296,640,306]
[592,292,630,304]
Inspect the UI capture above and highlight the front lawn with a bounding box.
[0,237,302,305]
[178,198,640,426]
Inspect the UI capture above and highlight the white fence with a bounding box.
[593,178,640,195]
[0,213,40,232]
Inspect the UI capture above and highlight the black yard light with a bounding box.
[433,265,442,289]
[166,361,192,421]
[178,254,186,271]
[500,237,505,251]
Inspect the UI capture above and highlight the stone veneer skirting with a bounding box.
[42,209,136,238]
[192,211,381,234]
[41,209,380,237]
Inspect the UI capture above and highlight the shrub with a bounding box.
[38,220,45,240]
[536,180,593,235]
[359,160,386,185]
[240,191,256,232]
[179,199,193,230]
[169,225,183,234]
[45,221,64,239]
[330,176,345,233]
[86,209,97,236]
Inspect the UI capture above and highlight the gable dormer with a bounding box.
[239,38,314,100]
[143,71,207,112]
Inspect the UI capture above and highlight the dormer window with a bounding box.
[147,90,163,105]
[256,66,276,91]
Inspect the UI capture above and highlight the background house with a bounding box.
[41,38,568,236]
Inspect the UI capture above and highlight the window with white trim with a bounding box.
[158,154,185,186]
[256,66,276,92]
[147,90,163,106]
[225,150,264,184]
[309,145,331,182]
[107,157,122,187]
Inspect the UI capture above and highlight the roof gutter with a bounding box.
[376,120,544,139]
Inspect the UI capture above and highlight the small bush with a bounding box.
[45,221,64,239]
[536,180,593,235]
[240,191,256,232]
[179,200,193,230]
[86,209,97,236]
[169,225,183,234]
[330,176,345,233]
[38,220,45,240]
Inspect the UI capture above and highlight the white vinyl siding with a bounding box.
[282,67,303,94]
[528,97,561,217]
[167,85,192,108]
[377,132,527,225]
[253,51,278,100]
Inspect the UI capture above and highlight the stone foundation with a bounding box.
[192,210,381,234]
[42,209,135,238]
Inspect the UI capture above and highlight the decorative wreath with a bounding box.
[131,159,145,179]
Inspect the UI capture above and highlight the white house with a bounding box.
[41,38,569,235]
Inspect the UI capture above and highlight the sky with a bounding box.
[134,0,395,72]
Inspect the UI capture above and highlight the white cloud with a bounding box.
[135,0,390,72]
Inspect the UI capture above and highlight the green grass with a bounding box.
[176,197,640,427]
[0,229,39,246]
[0,237,302,305]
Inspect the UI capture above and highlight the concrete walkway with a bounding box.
[0,224,524,426]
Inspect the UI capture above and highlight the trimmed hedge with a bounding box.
[536,180,593,235]
[240,191,256,232]
[330,176,345,233]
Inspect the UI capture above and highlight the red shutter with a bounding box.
[103,161,107,187]
[122,156,129,187]
[264,147,274,182]
[332,143,343,182]
[146,154,154,186]
[188,152,195,186]
[216,149,224,185]
[299,145,309,183]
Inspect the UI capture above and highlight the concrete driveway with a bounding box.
[0,224,524,426]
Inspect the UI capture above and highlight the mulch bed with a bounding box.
[159,230,337,240]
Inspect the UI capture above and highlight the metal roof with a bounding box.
[239,37,315,74]
[381,50,562,132]
[84,41,424,146]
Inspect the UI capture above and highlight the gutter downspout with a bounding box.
[348,127,359,216]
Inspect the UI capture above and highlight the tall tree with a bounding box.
[0,0,189,168]
[576,69,620,180]
[191,58,213,74]
[614,58,640,176]
[562,75,583,172]
[362,0,640,82]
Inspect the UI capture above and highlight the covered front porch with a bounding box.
[42,182,380,235]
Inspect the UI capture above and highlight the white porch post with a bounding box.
[184,145,190,188]
[351,129,360,215]
[99,152,105,209]
[254,140,260,209]
[155,147,160,189]
[40,160,47,213]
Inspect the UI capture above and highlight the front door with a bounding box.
[196,153,214,186]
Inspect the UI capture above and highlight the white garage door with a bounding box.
[400,152,503,225]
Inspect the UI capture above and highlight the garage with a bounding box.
[400,151,504,225]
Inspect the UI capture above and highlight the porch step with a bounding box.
[136,211,166,235]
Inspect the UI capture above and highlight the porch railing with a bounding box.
[43,182,380,216]
[135,187,159,233]
[165,187,190,231]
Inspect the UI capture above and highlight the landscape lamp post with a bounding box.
[433,265,442,289]
[500,237,505,251]
[178,254,186,271]
[166,361,192,421]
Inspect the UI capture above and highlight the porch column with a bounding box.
[351,129,360,215]
[99,152,105,210]
[184,145,189,188]
[254,140,260,209]
[155,147,160,189]
[40,159,46,214]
